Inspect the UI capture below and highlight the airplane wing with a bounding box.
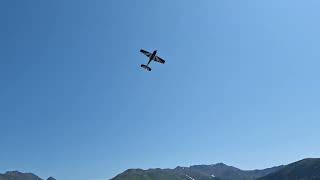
[140,49,151,57]
[154,56,166,64]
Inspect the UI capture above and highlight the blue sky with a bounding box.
[1,0,320,179]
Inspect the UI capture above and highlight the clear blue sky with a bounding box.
[1,0,320,179]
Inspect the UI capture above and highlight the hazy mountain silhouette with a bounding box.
[257,158,320,180]
[46,177,56,180]
[0,171,54,180]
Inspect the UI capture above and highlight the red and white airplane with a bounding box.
[140,49,166,71]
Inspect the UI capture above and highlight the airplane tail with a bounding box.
[141,64,151,71]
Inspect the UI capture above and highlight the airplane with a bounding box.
[140,49,166,71]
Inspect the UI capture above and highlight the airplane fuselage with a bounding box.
[149,50,157,60]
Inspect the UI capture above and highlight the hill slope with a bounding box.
[111,163,283,180]
[258,158,320,180]
[0,171,42,180]
[0,171,54,180]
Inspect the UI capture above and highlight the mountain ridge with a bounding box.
[257,158,320,180]
[111,162,283,180]
[111,158,320,180]
[0,171,54,180]
[1,158,320,180]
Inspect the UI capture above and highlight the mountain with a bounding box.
[111,168,218,180]
[0,171,54,180]
[47,177,56,180]
[111,163,283,180]
[257,158,320,180]
[0,171,43,180]
[3,158,320,180]
[186,163,283,180]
